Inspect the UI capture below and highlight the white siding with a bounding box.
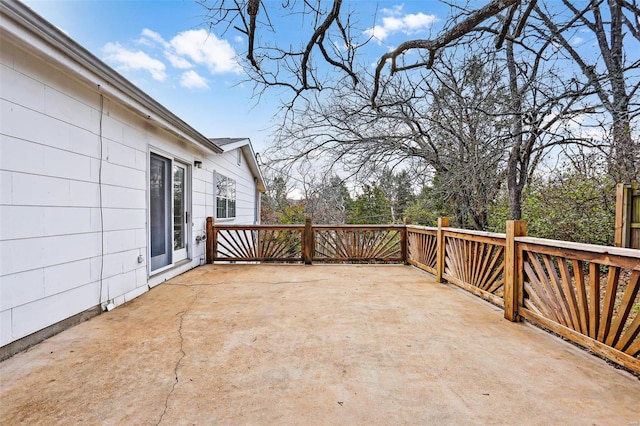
[0,28,261,348]
[1,39,122,342]
[208,149,258,225]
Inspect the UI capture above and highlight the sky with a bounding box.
[22,0,450,155]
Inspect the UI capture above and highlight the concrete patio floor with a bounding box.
[1,264,639,425]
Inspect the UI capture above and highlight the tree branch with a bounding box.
[371,0,520,108]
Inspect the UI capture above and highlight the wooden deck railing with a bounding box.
[207,223,305,262]
[206,217,639,373]
[206,218,405,264]
[516,237,639,373]
[312,225,405,262]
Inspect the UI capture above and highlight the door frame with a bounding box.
[148,147,192,276]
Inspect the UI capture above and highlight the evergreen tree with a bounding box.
[347,185,392,224]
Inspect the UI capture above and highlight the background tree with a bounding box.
[404,177,450,226]
[533,0,640,183]
[424,52,510,229]
[267,48,514,230]
[377,168,416,223]
[312,175,353,223]
[199,0,520,105]
[490,149,616,245]
[260,174,291,224]
[348,184,392,224]
[209,0,639,242]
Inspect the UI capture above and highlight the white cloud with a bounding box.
[364,26,389,42]
[571,36,584,46]
[364,5,437,44]
[180,70,210,90]
[170,29,241,74]
[403,13,437,31]
[144,29,168,46]
[136,29,193,69]
[234,35,244,43]
[103,42,167,81]
[139,28,170,48]
[103,27,240,87]
[165,52,192,69]
[380,5,404,16]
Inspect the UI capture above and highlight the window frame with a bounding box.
[216,173,237,220]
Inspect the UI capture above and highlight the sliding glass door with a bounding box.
[150,153,189,272]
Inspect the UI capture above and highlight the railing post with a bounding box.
[401,218,411,265]
[304,217,313,265]
[504,220,527,322]
[436,217,449,282]
[614,183,632,248]
[206,216,214,264]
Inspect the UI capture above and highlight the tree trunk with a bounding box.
[508,181,523,220]
[505,40,525,221]
[610,102,637,184]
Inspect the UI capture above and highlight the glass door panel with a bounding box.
[173,163,188,262]
[150,154,172,271]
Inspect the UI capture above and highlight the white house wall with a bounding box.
[0,30,259,349]
[208,149,259,225]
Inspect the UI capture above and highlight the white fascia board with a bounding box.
[220,139,266,192]
[218,139,250,152]
[1,0,222,154]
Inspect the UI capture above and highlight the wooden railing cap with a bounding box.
[516,236,640,259]
[443,227,507,240]
[406,225,438,231]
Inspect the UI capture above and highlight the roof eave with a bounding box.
[1,0,223,154]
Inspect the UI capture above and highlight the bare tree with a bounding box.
[203,0,639,223]
[199,0,521,105]
[532,0,640,183]
[266,48,515,229]
[501,20,601,219]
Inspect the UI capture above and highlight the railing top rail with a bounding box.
[516,236,640,259]
[213,224,305,230]
[213,224,409,229]
[442,227,507,240]
[312,224,406,230]
[406,225,438,231]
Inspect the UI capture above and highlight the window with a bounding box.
[216,174,236,219]
[237,149,242,166]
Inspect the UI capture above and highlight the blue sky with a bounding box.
[23,0,449,155]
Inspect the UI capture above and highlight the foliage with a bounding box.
[279,202,306,224]
[306,175,353,224]
[377,168,416,223]
[348,184,392,224]
[489,164,616,246]
[261,153,619,248]
[523,171,616,246]
[403,184,447,227]
[261,175,290,224]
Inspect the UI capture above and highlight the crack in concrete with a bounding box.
[156,290,199,425]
